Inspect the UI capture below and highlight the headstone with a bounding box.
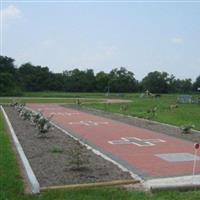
[178,95,192,103]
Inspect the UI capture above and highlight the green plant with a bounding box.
[76,98,81,106]
[50,146,64,154]
[30,111,43,125]
[103,102,111,112]
[146,106,158,119]
[180,125,195,134]
[120,104,128,114]
[169,104,178,110]
[37,116,53,137]
[21,110,32,120]
[16,103,25,113]
[10,98,18,107]
[68,142,89,170]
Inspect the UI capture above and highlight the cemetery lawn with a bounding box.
[83,94,200,130]
[1,111,200,200]
[1,92,200,129]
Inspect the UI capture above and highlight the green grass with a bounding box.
[0,97,103,104]
[0,92,137,104]
[1,92,200,130]
[24,92,106,98]
[1,110,200,199]
[84,94,200,130]
[50,147,64,154]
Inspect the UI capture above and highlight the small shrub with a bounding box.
[180,125,195,134]
[16,104,25,113]
[10,99,18,107]
[21,110,32,120]
[76,99,81,106]
[50,147,64,154]
[146,106,158,119]
[169,104,178,110]
[37,116,52,137]
[120,104,128,114]
[68,142,89,170]
[104,102,111,111]
[30,112,43,126]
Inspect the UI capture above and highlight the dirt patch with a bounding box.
[104,99,132,104]
[67,105,200,143]
[4,106,132,187]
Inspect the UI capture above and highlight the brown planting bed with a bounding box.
[4,106,132,188]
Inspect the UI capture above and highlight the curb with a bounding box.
[0,106,40,194]
[27,104,200,191]
[26,106,143,184]
[41,179,139,191]
[144,175,200,191]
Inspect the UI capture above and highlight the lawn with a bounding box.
[1,109,200,200]
[83,94,200,130]
[1,92,200,130]
[0,92,134,104]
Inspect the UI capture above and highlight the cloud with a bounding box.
[171,37,184,45]
[1,5,22,22]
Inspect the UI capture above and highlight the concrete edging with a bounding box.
[144,174,200,191]
[26,106,144,185]
[0,106,40,194]
[27,105,200,191]
[41,179,139,191]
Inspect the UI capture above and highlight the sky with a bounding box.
[1,1,200,81]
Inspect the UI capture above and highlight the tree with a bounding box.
[108,67,138,92]
[18,63,50,91]
[0,56,22,96]
[0,56,16,75]
[46,73,65,91]
[193,75,200,92]
[178,79,192,93]
[168,76,192,93]
[63,69,96,92]
[141,71,169,93]
[0,73,22,96]
[96,71,109,92]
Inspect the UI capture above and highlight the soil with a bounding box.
[67,105,200,144]
[4,106,132,187]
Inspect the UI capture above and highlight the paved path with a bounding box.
[28,103,200,180]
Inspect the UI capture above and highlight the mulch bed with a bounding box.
[4,106,132,187]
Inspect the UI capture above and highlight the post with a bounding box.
[192,143,199,176]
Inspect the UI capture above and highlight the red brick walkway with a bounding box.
[28,103,200,179]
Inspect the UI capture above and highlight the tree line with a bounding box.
[0,55,200,96]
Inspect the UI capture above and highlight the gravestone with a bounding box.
[178,95,192,103]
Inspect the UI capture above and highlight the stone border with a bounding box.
[26,105,200,191]
[26,107,144,185]
[145,175,200,191]
[41,179,139,191]
[0,106,40,194]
